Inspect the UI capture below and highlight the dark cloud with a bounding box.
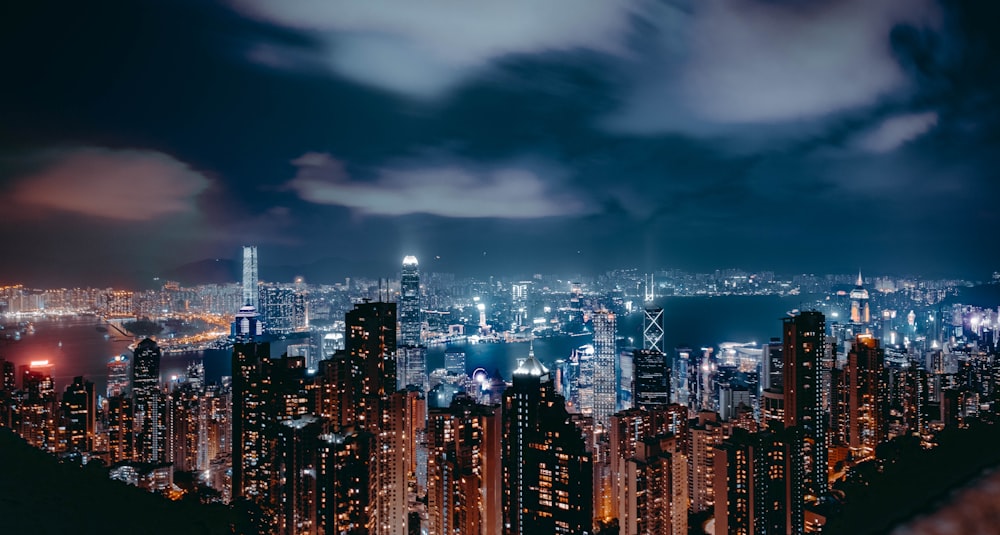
[1,0,999,284]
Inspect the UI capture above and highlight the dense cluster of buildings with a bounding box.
[2,253,1000,534]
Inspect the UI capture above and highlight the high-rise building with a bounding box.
[610,405,689,534]
[713,426,789,535]
[643,307,664,353]
[316,429,377,534]
[849,271,870,326]
[511,281,531,329]
[592,309,617,432]
[846,334,888,459]
[689,411,725,513]
[761,338,783,392]
[444,351,466,376]
[231,340,272,501]
[242,245,259,310]
[258,285,306,333]
[783,310,828,531]
[400,256,421,347]
[398,345,427,393]
[133,338,165,463]
[346,300,398,400]
[634,349,671,409]
[107,354,130,398]
[427,394,501,535]
[503,348,594,535]
[61,376,96,453]
[275,416,322,535]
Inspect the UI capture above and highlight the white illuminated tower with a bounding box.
[592,309,617,432]
[643,307,664,353]
[242,245,259,310]
[400,256,421,346]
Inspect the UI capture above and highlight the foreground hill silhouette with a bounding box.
[0,429,231,534]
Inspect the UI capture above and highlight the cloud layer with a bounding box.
[285,152,591,218]
[230,0,636,97]
[12,148,210,221]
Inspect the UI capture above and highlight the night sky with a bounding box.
[2,0,999,287]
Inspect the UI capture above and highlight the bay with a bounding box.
[0,294,811,394]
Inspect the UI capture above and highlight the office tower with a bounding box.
[426,394,501,535]
[242,245,259,310]
[713,426,788,535]
[61,376,96,453]
[259,285,307,333]
[761,338,783,392]
[643,307,664,353]
[689,411,725,513]
[511,281,531,328]
[232,304,266,342]
[503,348,594,535]
[400,256,421,346]
[444,351,466,376]
[346,300,398,399]
[592,309,617,432]
[783,310,828,531]
[133,338,166,463]
[846,335,888,459]
[107,355,130,398]
[849,271,870,325]
[673,347,692,410]
[398,345,427,393]
[317,429,377,534]
[634,349,671,409]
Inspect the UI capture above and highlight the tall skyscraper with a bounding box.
[232,340,271,501]
[397,345,427,392]
[107,354,130,398]
[783,310,828,531]
[242,245,259,310]
[502,348,593,535]
[133,338,165,463]
[61,376,96,453]
[346,300,398,399]
[592,309,617,432]
[426,394,501,535]
[643,307,664,353]
[849,271,870,325]
[846,334,888,459]
[633,349,671,409]
[713,426,789,535]
[400,256,421,347]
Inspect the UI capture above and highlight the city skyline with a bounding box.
[3,1,1000,287]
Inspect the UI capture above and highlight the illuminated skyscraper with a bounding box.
[133,338,165,463]
[849,271,870,325]
[400,256,421,346]
[242,245,259,310]
[633,349,671,409]
[783,310,828,531]
[846,334,888,459]
[511,281,531,328]
[397,345,427,393]
[592,309,617,432]
[317,429,377,534]
[107,354,130,398]
[427,394,501,535]
[643,307,664,353]
[232,340,272,501]
[713,426,789,535]
[258,285,306,333]
[502,348,593,535]
[61,376,96,453]
[346,300,398,399]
